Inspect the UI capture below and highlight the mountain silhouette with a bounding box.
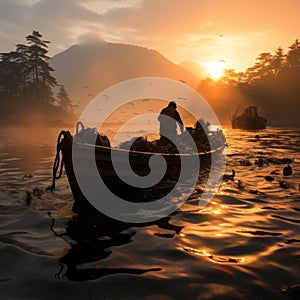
[51,42,200,112]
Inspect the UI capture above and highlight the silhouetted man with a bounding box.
[158,101,184,143]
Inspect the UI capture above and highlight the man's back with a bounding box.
[158,104,183,138]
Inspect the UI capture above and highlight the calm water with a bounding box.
[0,126,300,300]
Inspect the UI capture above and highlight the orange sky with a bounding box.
[0,0,299,73]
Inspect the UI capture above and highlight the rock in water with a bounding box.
[264,175,275,182]
[25,191,33,205]
[223,169,235,181]
[283,164,293,176]
[282,284,300,299]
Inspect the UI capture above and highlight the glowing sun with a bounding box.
[203,61,226,79]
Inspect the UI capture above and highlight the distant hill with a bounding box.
[51,42,201,112]
[179,61,208,79]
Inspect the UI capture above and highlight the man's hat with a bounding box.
[169,101,177,108]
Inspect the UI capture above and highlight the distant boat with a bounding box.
[231,106,267,130]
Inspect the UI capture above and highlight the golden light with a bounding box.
[203,61,226,80]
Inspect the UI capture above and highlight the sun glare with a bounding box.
[203,61,225,80]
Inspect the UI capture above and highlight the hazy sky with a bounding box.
[0,0,299,71]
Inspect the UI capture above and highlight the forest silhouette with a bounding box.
[0,31,75,126]
[0,32,299,127]
[197,39,300,126]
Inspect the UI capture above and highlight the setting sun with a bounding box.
[203,61,226,79]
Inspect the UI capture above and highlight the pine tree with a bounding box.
[57,85,74,113]
[286,39,300,68]
[0,31,57,103]
[272,47,285,76]
[25,31,57,102]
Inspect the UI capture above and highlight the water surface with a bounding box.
[0,126,299,299]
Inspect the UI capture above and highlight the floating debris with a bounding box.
[223,169,235,181]
[255,158,265,167]
[249,189,260,195]
[23,173,34,179]
[270,170,280,175]
[238,180,243,188]
[279,180,290,189]
[255,157,293,166]
[33,187,46,198]
[240,159,252,166]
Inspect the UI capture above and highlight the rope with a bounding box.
[48,130,67,191]
[48,122,83,191]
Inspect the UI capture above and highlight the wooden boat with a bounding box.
[50,128,225,216]
[231,106,267,130]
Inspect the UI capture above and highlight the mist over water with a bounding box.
[0,126,300,299]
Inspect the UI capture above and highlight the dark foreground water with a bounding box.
[0,126,300,300]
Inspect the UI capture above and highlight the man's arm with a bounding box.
[174,111,184,133]
[157,110,163,122]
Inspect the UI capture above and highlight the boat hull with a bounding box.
[59,131,219,216]
[232,117,267,130]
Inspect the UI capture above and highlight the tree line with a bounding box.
[197,39,300,126]
[1,31,298,126]
[0,31,74,114]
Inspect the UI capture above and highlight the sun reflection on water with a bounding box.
[184,247,246,264]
